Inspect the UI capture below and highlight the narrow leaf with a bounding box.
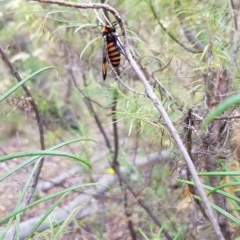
[0,66,57,102]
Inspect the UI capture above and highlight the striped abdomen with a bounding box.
[102,24,121,80]
[106,40,121,68]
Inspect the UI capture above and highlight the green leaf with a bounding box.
[26,193,67,239]
[177,179,240,203]
[198,171,240,176]
[208,182,240,196]
[0,138,92,183]
[0,183,101,224]
[80,36,101,60]
[210,202,240,224]
[202,94,240,129]
[0,66,57,102]
[179,178,240,224]
[0,150,91,168]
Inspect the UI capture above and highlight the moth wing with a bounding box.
[102,37,108,80]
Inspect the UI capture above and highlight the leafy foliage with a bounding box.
[1,0,240,239]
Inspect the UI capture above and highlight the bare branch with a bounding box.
[29,0,124,27]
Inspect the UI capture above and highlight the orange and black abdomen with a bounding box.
[107,41,121,68]
[102,25,121,80]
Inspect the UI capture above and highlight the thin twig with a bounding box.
[228,0,238,31]
[113,167,172,240]
[148,0,198,54]
[83,75,112,150]
[123,187,137,240]
[29,0,124,26]
[175,0,206,54]
[118,76,145,96]
[0,46,45,205]
[215,114,240,120]
[111,88,138,239]
[64,45,112,150]
[138,60,183,112]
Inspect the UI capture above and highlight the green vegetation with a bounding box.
[1,0,240,239]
